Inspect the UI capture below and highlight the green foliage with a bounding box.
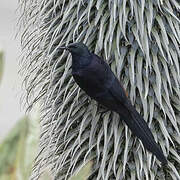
[18,0,180,179]
[69,160,93,180]
[0,115,39,180]
[0,118,23,179]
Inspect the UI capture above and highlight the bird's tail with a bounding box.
[119,103,167,165]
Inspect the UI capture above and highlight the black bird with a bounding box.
[60,42,167,165]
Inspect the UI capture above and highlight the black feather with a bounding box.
[63,42,168,165]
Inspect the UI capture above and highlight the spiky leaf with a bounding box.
[18,0,180,179]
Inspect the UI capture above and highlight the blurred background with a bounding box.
[0,0,23,141]
[0,1,89,179]
[0,1,41,179]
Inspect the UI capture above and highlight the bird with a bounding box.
[59,42,167,165]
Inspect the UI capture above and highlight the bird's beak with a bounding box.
[59,46,68,50]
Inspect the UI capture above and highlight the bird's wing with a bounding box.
[94,54,129,97]
[108,78,167,164]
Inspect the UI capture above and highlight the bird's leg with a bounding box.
[108,58,113,64]
[99,108,109,114]
[97,104,109,115]
[107,53,115,64]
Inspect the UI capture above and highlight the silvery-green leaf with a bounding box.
[18,0,180,179]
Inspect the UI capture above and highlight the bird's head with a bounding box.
[59,42,90,57]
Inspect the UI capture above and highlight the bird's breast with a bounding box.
[72,63,115,98]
